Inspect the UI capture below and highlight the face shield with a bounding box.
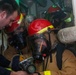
[28,33,51,62]
[8,28,28,51]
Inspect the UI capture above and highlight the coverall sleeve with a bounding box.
[0,54,10,67]
[0,66,11,75]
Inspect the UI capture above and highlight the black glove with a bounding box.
[10,54,21,71]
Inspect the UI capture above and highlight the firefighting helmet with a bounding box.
[5,13,23,33]
[47,5,72,23]
[47,5,60,13]
[28,19,54,36]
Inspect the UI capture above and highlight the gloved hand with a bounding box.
[10,54,21,71]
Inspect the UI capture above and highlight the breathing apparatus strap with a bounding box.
[47,27,65,70]
[42,28,52,71]
[56,43,65,70]
[42,56,49,71]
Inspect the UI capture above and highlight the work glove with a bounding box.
[10,54,21,71]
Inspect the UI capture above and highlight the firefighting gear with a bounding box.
[10,54,26,71]
[6,68,12,71]
[19,57,36,74]
[0,54,10,67]
[10,43,76,75]
[28,19,54,36]
[38,47,76,75]
[45,5,72,28]
[0,54,12,74]
[47,5,60,13]
[28,19,57,63]
[5,13,28,52]
[5,13,23,33]
[10,54,36,74]
[44,71,51,75]
[50,10,67,28]
[19,54,25,62]
[28,34,51,62]
[10,54,21,71]
[7,29,28,51]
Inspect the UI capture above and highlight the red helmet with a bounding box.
[28,19,54,36]
[47,5,60,13]
[5,13,23,33]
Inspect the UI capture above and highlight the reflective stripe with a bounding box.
[6,68,12,71]
[37,25,54,34]
[18,14,23,24]
[44,71,51,75]
[64,17,71,22]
